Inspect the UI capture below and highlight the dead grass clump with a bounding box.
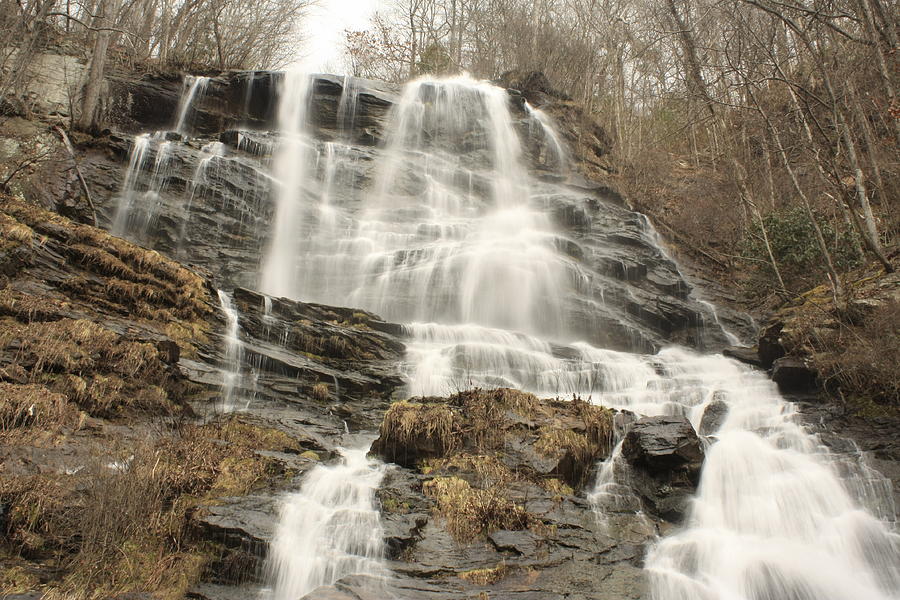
[0,473,75,556]
[0,317,183,417]
[423,476,532,543]
[0,197,209,321]
[813,299,900,412]
[0,287,67,322]
[209,416,302,454]
[0,212,34,250]
[539,478,574,498]
[375,400,456,466]
[449,389,508,450]
[573,400,614,451]
[425,454,515,488]
[0,382,80,433]
[459,563,513,586]
[311,382,330,401]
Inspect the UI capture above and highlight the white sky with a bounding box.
[294,0,382,73]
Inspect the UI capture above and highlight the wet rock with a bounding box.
[771,356,818,393]
[699,399,729,435]
[621,416,704,522]
[723,345,764,368]
[192,494,277,560]
[758,321,787,368]
[622,416,704,472]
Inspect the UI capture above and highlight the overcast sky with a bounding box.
[295,0,382,73]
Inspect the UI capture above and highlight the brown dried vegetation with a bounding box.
[0,415,293,598]
[375,388,614,543]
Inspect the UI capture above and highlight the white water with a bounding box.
[216,289,245,412]
[525,101,567,172]
[632,351,900,600]
[260,71,313,299]
[266,445,387,600]
[174,75,210,136]
[98,71,898,599]
[113,75,214,238]
[111,134,173,237]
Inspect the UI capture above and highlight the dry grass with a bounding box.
[772,260,900,412]
[0,317,182,417]
[378,399,456,458]
[423,476,533,543]
[0,212,34,250]
[0,288,68,322]
[311,382,330,401]
[0,195,210,322]
[459,563,513,586]
[0,416,293,598]
[0,382,82,433]
[811,299,900,412]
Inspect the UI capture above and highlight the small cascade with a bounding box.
[696,299,743,346]
[337,75,360,136]
[178,141,226,251]
[588,441,651,533]
[243,71,257,119]
[112,135,174,238]
[266,445,387,600]
[113,74,216,239]
[525,101,567,173]
[216,289,246,412]
[174,75,210,136]
[260,70,313,299]
[565,350,900,600]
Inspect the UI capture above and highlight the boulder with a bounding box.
[699,398,729,435]
[771,356,818,393]
[621,416,704,522]
[622,416,703,472]
[722,345,763,368]
[758,321,787,368]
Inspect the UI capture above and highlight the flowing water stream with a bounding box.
[256,73,899,599]
[114,71,900,599]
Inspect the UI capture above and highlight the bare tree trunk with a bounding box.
[77,0,120,133]
[838,114,894,272]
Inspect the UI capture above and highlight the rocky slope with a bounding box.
[1,60,898,600]
[0,195,404,595]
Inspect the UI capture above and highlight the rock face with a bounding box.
[771,356,818,393]
[69,70,751,353]
[0,194,406,591]
[621,416,704,521]
[698,398,729,435]
[354,390,653,600]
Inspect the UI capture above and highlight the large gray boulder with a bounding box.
[621,415,704,522]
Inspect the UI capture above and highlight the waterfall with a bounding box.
[632,352,900,600]
[266,445,387,600]
[260,71,313,299]
[113,75,213,238]
[216,289,248,413]
[525,101,567,172]
[111,135,173,238]
[174,75,210,136]
[99,71,899,599]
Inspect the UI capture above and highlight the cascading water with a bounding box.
[253,73,899,599]
[174,75,210,136]
[625,351,900,600]
[265,445,387,600]
[260,71,314,299]
[216,289,246,412]
[113,75,212,239]
[525,101,568,173]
